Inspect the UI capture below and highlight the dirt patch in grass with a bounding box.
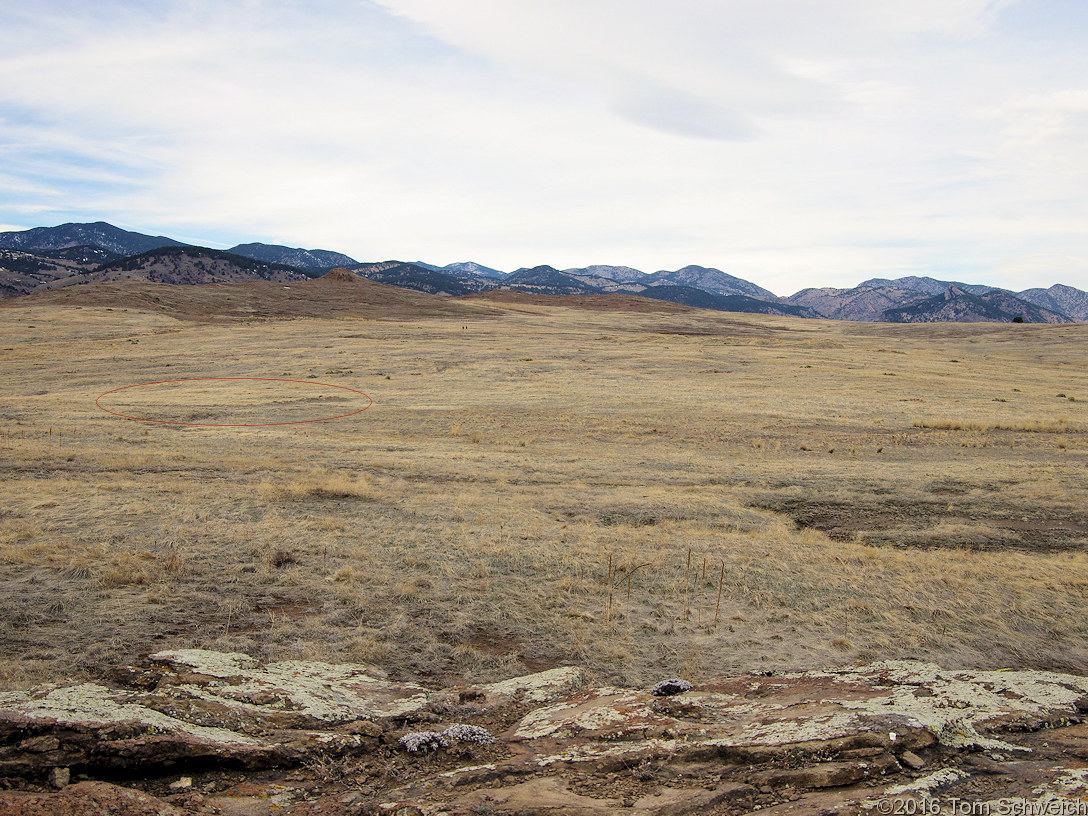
[458,631,560,674]
[754,496,1088,552]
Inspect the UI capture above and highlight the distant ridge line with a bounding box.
[1,221,1085,323]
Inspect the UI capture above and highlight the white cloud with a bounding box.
[2,0,1088,292]
[611,83,760,141]
[993,253,1088,291]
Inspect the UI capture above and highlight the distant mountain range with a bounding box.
[0,221,186,256]
[415,260,507,280]
[349,261,494,296]
[564,264,645,283]
[1016,284,1088,322]
[785,277,1086,322]
[228,242,358,270]
[0,244,312,295]
[1,221,1085,323]
[883,285,1069,324]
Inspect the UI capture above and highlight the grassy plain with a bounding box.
[1,299,1087,689]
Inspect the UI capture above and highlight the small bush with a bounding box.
[444,724,494,745]
[399,731,450,754]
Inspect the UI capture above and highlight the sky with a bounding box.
[2,0,1088,296]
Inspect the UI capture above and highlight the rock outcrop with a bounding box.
[0,650,1086,813]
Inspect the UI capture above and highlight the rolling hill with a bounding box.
[41,246,314,289]
[504,266,604,295]
[637,284,818,318]
[0,247,121,298]
[463,289,693,313]
[2,267,500,322]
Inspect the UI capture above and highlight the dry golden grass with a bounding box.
[912,417,1081,433]
[0,303,1087,689]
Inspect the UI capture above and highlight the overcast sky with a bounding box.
[2,0,1088,295]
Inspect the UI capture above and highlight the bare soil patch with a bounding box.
[754,495,1088,552]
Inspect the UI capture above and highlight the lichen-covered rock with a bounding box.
[469,666,584,705]
[0,651,440,774]
[0,781,186,816]
[148,649,432,723]
[2,652,1088,814]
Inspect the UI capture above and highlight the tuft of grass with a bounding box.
[268,549,296,569]
[260,473,378,501]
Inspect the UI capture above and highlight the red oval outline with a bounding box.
[95,377,373,427]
